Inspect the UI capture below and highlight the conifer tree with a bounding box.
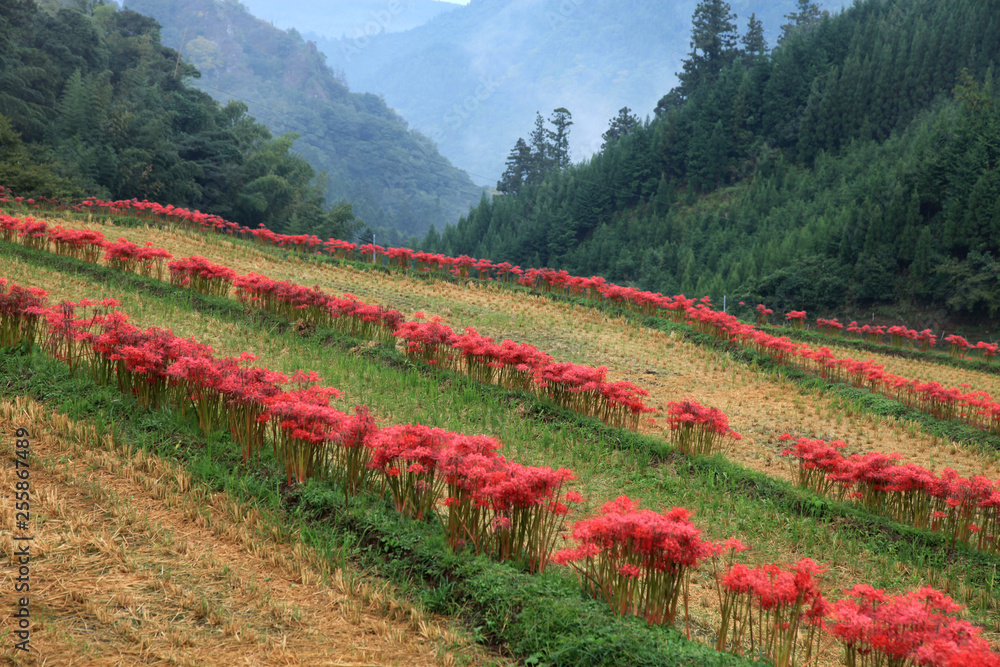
[741,13,768,66]
[497,137,532,195]
[601,107,640,149]
[676,0,739,97]
[547,107,573,170]
[778,0,824,45]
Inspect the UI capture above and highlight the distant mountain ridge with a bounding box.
[126,0,484,239]
[312,0,845,185]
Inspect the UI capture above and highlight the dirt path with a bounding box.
[0,396,497,666]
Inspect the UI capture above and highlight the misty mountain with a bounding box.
[125,0,484,239]
[237,0,461,41]
[312,0,845,186]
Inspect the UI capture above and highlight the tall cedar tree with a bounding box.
[778,0,824,45]
[676,0,739,97]
[742,13,769,66]
[497,109,573,194]
[601,107,640,149]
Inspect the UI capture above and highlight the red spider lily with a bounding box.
[323,238,357,260]
[29,298,120,375]
[327,293,403,342]
[944,334,972,359]
[785,310,807,331]
[0,213,25,242]
[104,237,173,278]
[825,585,998,667]
[385,246,414,270]
[717,558,827,666]
[16,217,48,250]
[817,317,844,335]
[329,405,379,497]
[47,225,106,263]
[394,317,457,367]
[915,329,937,351]
[368,424,451,520]
[492,261,521,283]
[886,325,915,348]
[451,327,502,384]
[262,383,350,485]
[553,496,732,628]
[218,364,290,462]
[0,278,47,348]
[663,295,1000,438]
[756,304,774,326]
[165,352,256,437]
[168,256,237,297]
[234,273,329,325]
[781,435,1000,552]
[977,340,998,363]
[358,243,386,264]
[444,453,580,572]
[664,399,742,456]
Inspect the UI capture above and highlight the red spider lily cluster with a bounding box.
[394,319,655,429]
[826,585,1000,667]
[717,558,827,666]
[324,238,357,259]
[659,303,1000,437]
[780,434,1000,552]
[663,399,742,456]
[249,225,324,252]
[368,424,582,571]
[47,225,106,263]
[945,334,972,359]
[553,496,738,627]
[785,310,807,330]
[168,255,238,297]
[233,275,403,340]
[756,304,774,326]
[1,213,173,277]
[0,278,46,348]
[816,317,844,335]
[15,218,48,250]
[104,237,173,279]
[838,320,1000,361]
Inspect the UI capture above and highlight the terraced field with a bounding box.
[3,207,999,666]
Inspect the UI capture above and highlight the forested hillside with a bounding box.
[430,0,1000,323]
[126,0,483,242]
[0,0,360,239]
[316,0,843,185]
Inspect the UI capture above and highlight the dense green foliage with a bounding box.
[0,0,362,238]
[431,0,1000,323]
[127,0,484,241]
